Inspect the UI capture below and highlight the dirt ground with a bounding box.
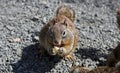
[0,0,120,73]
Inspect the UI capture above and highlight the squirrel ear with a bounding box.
[63,19,68,27]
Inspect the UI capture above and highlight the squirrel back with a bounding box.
[39,5,78,60]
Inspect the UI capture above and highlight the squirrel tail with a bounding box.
[56,5,75,22]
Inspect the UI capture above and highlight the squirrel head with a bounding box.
[47,17,74,47]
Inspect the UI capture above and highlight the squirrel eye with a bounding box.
[62,30,66,38]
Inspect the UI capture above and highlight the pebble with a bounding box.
[42,17,47,24]
[5,25,14,31]
[32,36,39,42]
[16,49,22,57]
[99,57,106,61]
[13,38,21,42]
[31,15,41,21]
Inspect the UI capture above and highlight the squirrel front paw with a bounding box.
[53,47,75,61]
[64,53,75,61]
[58,47,64,54]
[57,47,65,56]
[54,46,59,53]
[49,47,63,56]
[49,46,60,55]
[57,47,75,61]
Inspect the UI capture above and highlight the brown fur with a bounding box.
[70,66,119,73]
[39,5,78,60]
[107,43,120,67]
[70,66,90,73]
[89,66,119,73]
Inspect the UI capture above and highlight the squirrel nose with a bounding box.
[53,40,60,46]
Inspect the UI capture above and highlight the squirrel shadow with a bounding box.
[75,47,108,66]
[12,43,61,73]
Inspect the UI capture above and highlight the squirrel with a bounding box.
[70,62,120,73]
[70,66,120,73]
[39,5,78,60]
[107,7,120,67]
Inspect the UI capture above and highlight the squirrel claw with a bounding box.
[65,54,75,61]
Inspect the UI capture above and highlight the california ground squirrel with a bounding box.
[70,66,119,73]
[39,5,78,60]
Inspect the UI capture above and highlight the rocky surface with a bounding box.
[0,0,120,73]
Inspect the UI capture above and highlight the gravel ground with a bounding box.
[0,0,120,73]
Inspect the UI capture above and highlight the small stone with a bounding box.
[99,57,106,61]
[6,25,14,31]
[42,17,47,24]
[16,49,22,57]
[11,31,15,35]
[13,38,21,42]
[74,62,79,66]
[31,15,41,21]
[32,36,39,42]
[41,1,47,5]
[7,65,13,72]
[45,4,50,8]
[8,39,13,43]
